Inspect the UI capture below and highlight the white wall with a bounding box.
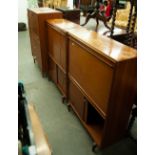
[18,0,73,24]
[18,0,28,24]
[67,0,73,8]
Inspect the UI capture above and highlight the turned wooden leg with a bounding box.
[67,104,71,112]
[81,12,97,26]
[95,17,99,32]
[103,20,111,30]
[33,58,36,63]
[61,96,66,103]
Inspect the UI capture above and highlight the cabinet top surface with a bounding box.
[46,19,82,33]
[28,7,61,14]
[68,27,137,62]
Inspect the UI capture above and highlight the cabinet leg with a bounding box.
[92,142,97,152]
[48,76,51,81]
[33,58,36,63]
[67,104,71,112]
[61,96,66,103]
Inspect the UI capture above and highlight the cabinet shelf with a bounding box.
[70,99,105,146]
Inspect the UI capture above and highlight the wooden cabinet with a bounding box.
[27,8,62,76]
[67,27,137,148]
[46,19,81,100]
[45,19,137,149]
[56,8,80,24]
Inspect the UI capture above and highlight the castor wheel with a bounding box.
[67,104,71,112]
[92,142,97,152]
[61,96,66,103]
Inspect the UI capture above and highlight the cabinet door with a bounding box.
[69,40,113,115]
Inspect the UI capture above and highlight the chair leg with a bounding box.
[81,12,97,26]
[102,17,111,30]
[95,17,99,31]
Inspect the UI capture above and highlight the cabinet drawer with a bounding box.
[57,68,67,95]
[48,58,57,84]
[69,80,85,119]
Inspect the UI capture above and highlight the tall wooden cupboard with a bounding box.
[67,27,137,149]
[27,8,62,76]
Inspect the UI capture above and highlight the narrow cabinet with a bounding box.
[27,8,62,76]
[46,19,80,101]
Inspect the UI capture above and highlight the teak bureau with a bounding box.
[45,19,137,149]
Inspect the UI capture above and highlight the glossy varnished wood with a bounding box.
[45,19,137,149]
[67,24,137,148]
[68,27,137,63]
[28,8,62,76]
[28,104,52,155]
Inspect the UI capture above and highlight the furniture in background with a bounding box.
[80,0,96,16]
[81,0,113,31]
[43,0,67,8]
[27,8,62,76]
[45,19,137,150]
[38,0,44,7]
[109,1,131,29]
[109,0,137,49]
[56,7,80,24]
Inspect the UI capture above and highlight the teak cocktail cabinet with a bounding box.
[45,19,137,150]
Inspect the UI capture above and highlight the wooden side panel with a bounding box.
[68,39,113,115]
[27,10,39,58]
[102,58,137,147]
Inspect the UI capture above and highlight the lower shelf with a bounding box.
[70,102,105,146]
